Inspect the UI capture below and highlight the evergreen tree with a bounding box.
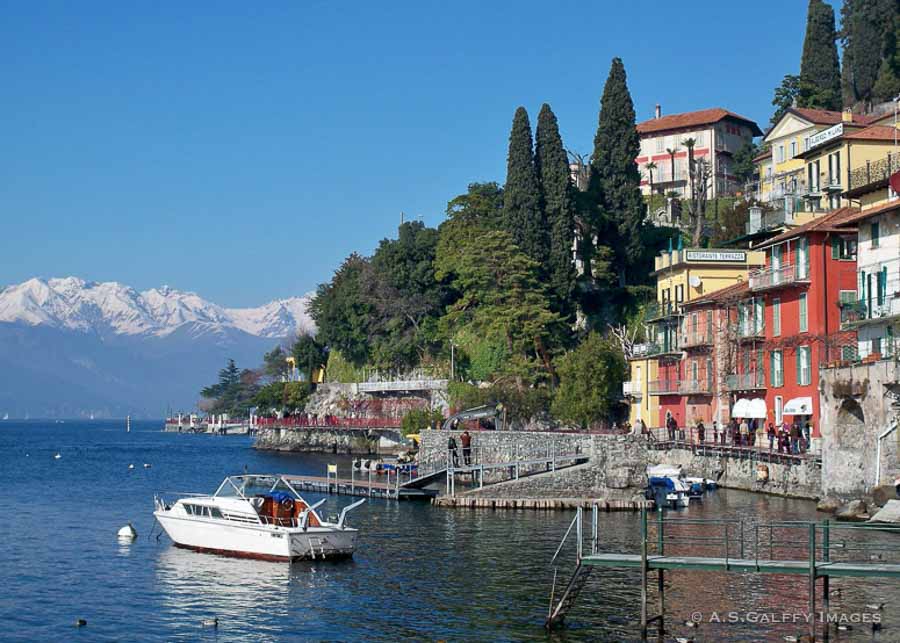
[841,0,898,107]
[873,12,900,102]
[502,107,547,267]
[798,0,842,111]
[589,58,645,287]
[534,103,577,320]
[309,253,373,366]
[771,74,802,126]
[732,141,760,187]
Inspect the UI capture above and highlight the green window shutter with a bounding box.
[831,237,840,259]
[796,349,802,385]
[872,222,880,247]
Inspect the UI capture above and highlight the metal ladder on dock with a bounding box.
[545,506,597,630]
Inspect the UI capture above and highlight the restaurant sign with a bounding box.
[685,250,747,262]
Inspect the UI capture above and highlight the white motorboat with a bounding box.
[646,464,690,508]
[154,474,364,562]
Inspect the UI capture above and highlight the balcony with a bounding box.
[823,176,842,192]
[749,264,810,292]
[745,207,801,235]
[646,341,682,359]
[680,375,713,395]
[645,301,682,323]
[622,381,642,398]
[738,322,766,341]
[725,372,766,391]
[680,329,713,349]
[839,288,900,329]
[847,153,899,196]
[649,379,680,395]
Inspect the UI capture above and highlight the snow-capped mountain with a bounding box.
[0,277,317,418]
[0,277,315,339]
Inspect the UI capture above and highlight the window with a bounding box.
[831,236,857,260]
[799,293,808,332]
[777,145,785,163]
[695,131,704,146]
[797,346,811,385]
[872,221,880,248]
[771,350,784,387]
[877,267,888,307]
[873,336,882,356]
[775,395,784,424]
[773,298,782,336]
[656,137,664,153]
[796,237,809,279]
[754,297,765,334]
[790,141,797,158]
[675,284,684,303]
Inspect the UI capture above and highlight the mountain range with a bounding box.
[0,277,315,419]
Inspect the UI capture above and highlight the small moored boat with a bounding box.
[154,474,364,561]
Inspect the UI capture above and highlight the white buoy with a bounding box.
[143,463,151,469]
[53,453,61,460]
[117,523,137,540]
[128,464,135,470]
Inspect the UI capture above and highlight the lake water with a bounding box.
[0,420,897,642]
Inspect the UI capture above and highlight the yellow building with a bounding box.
[757,108,872,218]
[796,123,900,212]
[624,246,765,427]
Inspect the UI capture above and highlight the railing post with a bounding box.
[576,507,583,563]
[591,504,598,555]
[808,522,817,641]
[657,507,664,554]
[640,507,648,638]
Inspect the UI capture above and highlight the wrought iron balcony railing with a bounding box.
[848,153,899,193]
[648,379,680,395]
[680,329,713,348]
[725,371,766,391]
[645,301,683,322]
[749,264,809,291]
[680,375,713,395]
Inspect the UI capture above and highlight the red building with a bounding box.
[741,208,859,437]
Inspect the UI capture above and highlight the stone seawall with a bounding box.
[419,430,823,501]
[649,449,821,500]
[254,427,403,454]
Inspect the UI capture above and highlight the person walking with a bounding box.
[712,420,719,444]
[739,418,749,447]
[697,421,705,444]
[460,430,472,466]
[767,422,776,451]
[667,415,676,442]
[790,420,801,455]
[447,434,460,467]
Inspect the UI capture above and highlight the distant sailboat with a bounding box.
[2,413,8,420]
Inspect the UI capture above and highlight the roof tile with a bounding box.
[637,108,763,136]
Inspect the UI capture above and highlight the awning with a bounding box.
[733,398,767,419]
[732,399,750,417]
[784,397,813,416]
[747,398,768,419]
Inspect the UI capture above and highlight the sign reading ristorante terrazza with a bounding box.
[685,250,747,262]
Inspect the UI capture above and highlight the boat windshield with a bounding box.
[214,475,301,500]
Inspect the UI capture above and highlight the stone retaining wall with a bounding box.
[255,427,402,454]
[649,449,821,499]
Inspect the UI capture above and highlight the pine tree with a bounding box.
[534,103,576,320]
[589,58,645,287]
[798,0,842,111]
[502,107,547,267]
[841,0,897,107]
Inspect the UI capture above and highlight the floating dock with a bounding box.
[433,497,652,511]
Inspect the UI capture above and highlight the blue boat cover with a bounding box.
[648,477,676,491]
[269,491,294,504]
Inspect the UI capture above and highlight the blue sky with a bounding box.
[0,1,833,306]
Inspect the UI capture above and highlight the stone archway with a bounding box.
[834,398,865,447]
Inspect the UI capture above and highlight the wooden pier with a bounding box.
[547,506,900,641]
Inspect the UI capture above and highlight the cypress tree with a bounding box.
[841,0,897,107]
[589,58,644,287]
[502,107,547,266]
[534,103,577,320]
[873,12,900,103]
[798,0,842,111]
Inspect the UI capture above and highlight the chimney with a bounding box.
[842,109,853,123]
[655,104,661,119]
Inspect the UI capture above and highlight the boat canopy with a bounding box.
[214,475,303,501]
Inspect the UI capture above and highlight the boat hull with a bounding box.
[156,513,357,561]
